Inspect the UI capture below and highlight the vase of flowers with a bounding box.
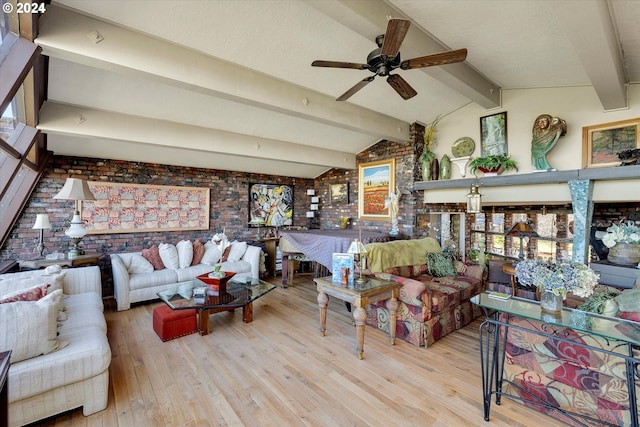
[515,259,600,313]
[601,221,640,266]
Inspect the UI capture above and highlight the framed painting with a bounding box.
[81,182,210,234]
[330,182,349,205]
[480,111,508,156]
[582,117,640,168]
[248,183,294,227]
[358,159,394,221]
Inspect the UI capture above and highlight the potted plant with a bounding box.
[601,221,640,265]
[469,154,518,176]
[419,116,440,180]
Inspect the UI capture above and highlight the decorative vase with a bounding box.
[607,242,640,266]
[430,158,440,181]
[440,154,451,180]
[421,159,432,181]
[339,217,350,229]
[540,289,563,314]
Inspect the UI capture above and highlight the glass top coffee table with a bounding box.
[157,278,276,335]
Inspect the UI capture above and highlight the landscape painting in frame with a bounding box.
[358,159,394,221]
[582,117,640,168]
[249,183,294,227]
[330,182,349,205]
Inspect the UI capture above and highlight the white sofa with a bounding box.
[0,265,111,426]
[111,242,262,311]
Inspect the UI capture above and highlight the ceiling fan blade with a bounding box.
[387,74,417,100]
[312,60,369,70]
[337,76,375,101]
[400,48,468,70]
[381,19,411,57]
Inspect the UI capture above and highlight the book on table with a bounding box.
[332,253,354,285]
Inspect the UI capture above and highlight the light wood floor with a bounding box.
[32,276,565,427]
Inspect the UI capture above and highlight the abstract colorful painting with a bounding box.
[249,183,294,227]
[81,182,210,234]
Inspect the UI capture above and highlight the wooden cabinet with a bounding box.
[260,238,280,276]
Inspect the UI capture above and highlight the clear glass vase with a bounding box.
[540,289,563,313]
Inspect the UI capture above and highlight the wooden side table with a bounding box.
[314,276,400,360]
[18,252,103,271]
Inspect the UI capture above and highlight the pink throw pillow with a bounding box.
[191,239,205,265]
[142,246,165,270]
[0,284,50,304]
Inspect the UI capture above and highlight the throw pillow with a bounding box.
[426,252,456,277]
[191,239,205,265]
[0,273,65,298]
[142,246,165,270]
[227,241,248,262]
[0,283,49,303]
[176,240,194,268]
[201,241,222,265]
[0,289,63,363]
[158,243,180,270]
[125,254,154,274]
[221,246,232,262]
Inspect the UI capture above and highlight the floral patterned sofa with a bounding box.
[502,313,640,426]
[363,238,485,347]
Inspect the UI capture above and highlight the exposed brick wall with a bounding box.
[2,156,312,296]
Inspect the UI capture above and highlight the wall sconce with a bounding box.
[466,184,482,213]
[53,178,96,258]
[32,214,52,258]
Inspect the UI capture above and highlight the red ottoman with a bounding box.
[153,305,197,341]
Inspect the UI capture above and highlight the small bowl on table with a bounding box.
[196,271,236,291]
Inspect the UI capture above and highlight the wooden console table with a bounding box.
[472,292,640,426]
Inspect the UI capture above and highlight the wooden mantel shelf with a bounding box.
[414,164,640,191]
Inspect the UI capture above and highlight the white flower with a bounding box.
[601,221,640,248]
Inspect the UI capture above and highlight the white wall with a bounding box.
[424,84,640,204]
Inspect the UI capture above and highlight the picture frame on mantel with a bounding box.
[358,159,394,221]
[582,117,640,168]
[480,111,508,156]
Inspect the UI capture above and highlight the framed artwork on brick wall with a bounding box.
[330,182,349,205]
[248,183,294,227]
[358,159,394,221]
[81,182,210,234]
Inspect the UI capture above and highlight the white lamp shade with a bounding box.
[32,214,51,230]
[54,178,96,201]
[347,239,367,254]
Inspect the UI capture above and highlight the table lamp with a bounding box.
[248,217,266,239]
[53,178,96,258]
[347,231,368,285]
[32,214,52,258]
[505,221,538,259]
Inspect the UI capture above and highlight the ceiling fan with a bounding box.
[311,19,467,101]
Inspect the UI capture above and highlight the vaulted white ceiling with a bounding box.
[35,0,640,179]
